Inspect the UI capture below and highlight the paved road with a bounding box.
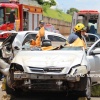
[0,80,100,100]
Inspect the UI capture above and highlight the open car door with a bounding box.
[0,31,17,60]
[87,39,100,83]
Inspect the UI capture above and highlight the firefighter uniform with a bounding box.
[35,27,45,46]
[66,23,87,49]
[67,33,86,49]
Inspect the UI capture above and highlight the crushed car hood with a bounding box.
[12,50,85,74]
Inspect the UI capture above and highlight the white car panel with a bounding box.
[12,50,85,74]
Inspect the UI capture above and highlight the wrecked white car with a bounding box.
[5,46,91,99]
[5,37,100,99]
[1,31,100,99]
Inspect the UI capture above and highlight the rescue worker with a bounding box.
[30,20,45,47]
[66,23,87,49]
[30,39,36,47]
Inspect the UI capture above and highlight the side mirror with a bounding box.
[14,46,20,50]
[90,48,100,55]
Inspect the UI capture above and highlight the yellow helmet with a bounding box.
[74,23,86,32]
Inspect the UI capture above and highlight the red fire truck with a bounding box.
[0,0,43,39]
[71,10,100,34]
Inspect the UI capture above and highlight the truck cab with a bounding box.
[0,3,20,39]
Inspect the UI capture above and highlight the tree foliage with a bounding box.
[37,0,56,12]
[50,0,56,6]
[37,0,56,7]
[37,0,44,5]
[67,8,79,15]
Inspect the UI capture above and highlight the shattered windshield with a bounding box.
[22,45,83,51]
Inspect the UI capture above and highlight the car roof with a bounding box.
[0,30,17,34]
[16,30,66,39]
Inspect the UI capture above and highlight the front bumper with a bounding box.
[12,72,83,91]
[14,72,80,82]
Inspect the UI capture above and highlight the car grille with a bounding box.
[30,80,66,91]
[29,67,63,73]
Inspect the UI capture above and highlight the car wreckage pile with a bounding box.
[0,31,100,100]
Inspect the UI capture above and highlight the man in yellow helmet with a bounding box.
[66,23,87,49]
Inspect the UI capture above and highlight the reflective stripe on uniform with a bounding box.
[70,37,86,49]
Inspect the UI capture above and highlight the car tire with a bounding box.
[84,77,91,100]
[78,75,91,100]
[5,75,21,97]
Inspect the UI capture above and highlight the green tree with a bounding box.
[50,0,56,6]
[37,0,44,5]
[67,8,79,15]
[37,0,56,7]
[37,0,56,12]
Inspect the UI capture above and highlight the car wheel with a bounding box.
[78,75,91,100]
[85,77,91,100]
[5,75,21,97]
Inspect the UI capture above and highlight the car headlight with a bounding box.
[69,65,88,76]
[10,63,24,72]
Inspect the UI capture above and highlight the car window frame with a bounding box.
[48,35,66,42]
[22,32,37,46]
[85,33,99,48]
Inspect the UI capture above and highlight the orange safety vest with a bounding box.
[30,27,45,47]
[35,27,45,46]
[30,39,36,47]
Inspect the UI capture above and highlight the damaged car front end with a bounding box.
[6,47,91,98]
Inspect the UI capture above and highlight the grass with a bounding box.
[92,85,100,97]
[43,8,72,22]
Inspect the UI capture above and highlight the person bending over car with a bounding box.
[29,20,45,47]
[66,23,88,49]
[35,20,45,46]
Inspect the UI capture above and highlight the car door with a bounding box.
[11,32,37,56]
[85,33,99,48]
[47,35,66,47]
[1,33,17,60]
[87,39,100,82]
